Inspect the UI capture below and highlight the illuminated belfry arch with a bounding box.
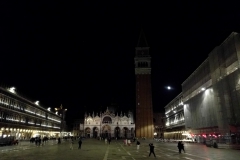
[134,29,154,138]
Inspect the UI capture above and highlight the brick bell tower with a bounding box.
[134,29,154,138]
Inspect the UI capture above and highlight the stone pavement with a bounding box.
[1,138,240,160]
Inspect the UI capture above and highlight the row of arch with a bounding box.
[0,110,60,129]
[166,112,184,126]
[0,93,60,122]
[137,62,149,68]
[86,116,131,123]
[84,126,135,139]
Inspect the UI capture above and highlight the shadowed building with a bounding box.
[134,30,154,138]
[164,32,240,145]
[182,32,240,143]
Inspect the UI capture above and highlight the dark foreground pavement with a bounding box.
[1,138,240,160]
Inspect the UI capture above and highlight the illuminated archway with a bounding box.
[102,125,111,138]
[123,127,129,138]
[93,127,99,138]
[85,127,91,138]
[115,127,120,139]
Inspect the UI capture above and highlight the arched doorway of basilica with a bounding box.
[115,127,120,139]
[102,125,111,138]
[123,127,129,138]
[85,127,91,138]
[93,127,98,138]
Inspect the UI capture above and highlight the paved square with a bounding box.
[1,138,240,160]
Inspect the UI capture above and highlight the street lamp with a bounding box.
[35,101,39,105]
[55,104,67,137]
[8,87,16,94]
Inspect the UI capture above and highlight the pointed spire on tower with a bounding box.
[137,28,148,47]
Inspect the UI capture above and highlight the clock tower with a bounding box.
[134,29,154,138]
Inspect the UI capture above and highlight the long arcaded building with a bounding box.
[165,32,240,143]
[0,86,64,140]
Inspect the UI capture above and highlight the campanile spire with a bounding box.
[134,29,154,138]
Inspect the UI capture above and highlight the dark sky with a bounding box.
[1,1,240,124]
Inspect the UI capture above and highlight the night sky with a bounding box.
[1,1,240,125]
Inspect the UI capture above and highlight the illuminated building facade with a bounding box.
[83,107,135,139]
[134,30,154,138]
[164,93,185,139]
[165,32,240,143]
[0,86,63,139]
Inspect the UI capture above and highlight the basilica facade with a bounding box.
[83,107,135,139]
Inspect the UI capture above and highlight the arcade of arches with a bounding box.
[83,108,135,138]
[85,126,134,138]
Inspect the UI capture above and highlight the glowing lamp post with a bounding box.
[55,104,67,137]
[8,87,16,94]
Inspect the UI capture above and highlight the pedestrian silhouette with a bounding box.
[178,141,185,153]
[181,141,185,153]
[108,137,111,144]
[70,138,74,150]
[149,143,156,157]
[136,140,140,151]
[177,141,182,153]
[78,138,82,149]
[58,137,61,144]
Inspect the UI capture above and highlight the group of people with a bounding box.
[177,141,185,153]
[135,140,185,157]
[69,137,185,156]
[104,137,111,144]
[69,137,82,150]
[30,137,48,146]
[136,140,156,157]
